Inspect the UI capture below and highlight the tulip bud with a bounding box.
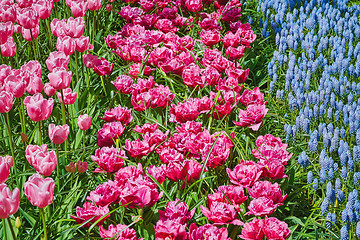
[77,114,92,130]
[15,217,21,228]
[21,132,29,142]
[65,162,76,173]
[76,161,88,173]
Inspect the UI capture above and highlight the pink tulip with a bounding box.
[0,5,17,23]
[77,114,92,130]
[99,224,140,240]
[263,217,291,240]
[24,173,54,208]
[44,83,56,97]
[48,67,72,90]
[0,184,20,219]
[82,53,98,68]
[1,37,16,57]
[0,91,13,113]
[0,156,13,184]
[23,93,54,121]
[87,0,101,11]
[48,124,70,144]
[189,223,231,240]
[17,7,40,29]
[57,88,77,105]
[71,201,109,227]
[65,17,85,38]
[105,3,112,11]
[0,65,12,85]
[21,24,40,42]
[21,60,42,77]
[0,22,14,45]
[4,74,26,98]
[93,57,113,76]
[87,180,120,206]
[91,146,126,173]
[25,144,57,176]
[46,51,70,71]
[238,218,265,240]
[25,74,43,94]
[17,0,33,8]
[50,18,66,37]
[56,36,76,56]
[70,0,87,17]
[25,144,48,161]
[75,36,89,52]
[33,0,53,19]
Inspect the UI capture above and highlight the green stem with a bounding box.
[30,30,37,60]
[20,97,26,136]
[6,218,17,240]
[82,131,86,152]
[2,219,7,240]
[4,113,15,161]
[56,144,60,193]
[60,91,68,163]
[17,99,25,134]
[92,11,96,45]
[75,51,79,85]
[38,121,42,145]
[60,90,67,125]
[40,208,48,240]
[45,18,53,50]
[100,75,107,96]
[0,49,3,64]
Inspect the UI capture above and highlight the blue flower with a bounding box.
[320,168,327,183]
[321,197,330,215]
[340,225,349,240]
[313,178,319,190]
[342,166,348,180]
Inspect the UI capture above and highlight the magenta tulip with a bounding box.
[24,173,54,208]
[48,124,70,144]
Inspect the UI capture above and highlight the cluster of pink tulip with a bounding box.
[0,0,55,58]
[0,51,92,238]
